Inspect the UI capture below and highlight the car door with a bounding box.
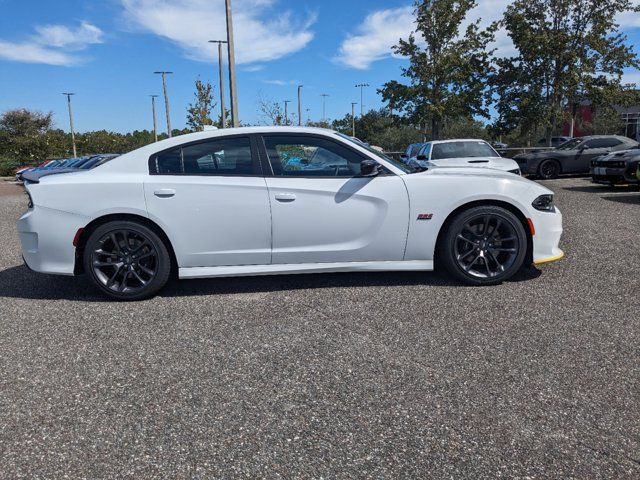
[574,139,621,172]
[144,135,272,268]
[259,133,410,264]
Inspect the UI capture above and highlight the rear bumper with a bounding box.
[531,207,563,265]
[16,206,88,275]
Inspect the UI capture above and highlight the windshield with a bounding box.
[431,141,499,159]
[336,133,413,173]
[408,144,422,157]
[557,138,583,150]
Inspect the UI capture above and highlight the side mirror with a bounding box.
[416,154,428,161]
[360,159,381,176]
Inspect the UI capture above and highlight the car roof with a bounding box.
[426,139,491,144]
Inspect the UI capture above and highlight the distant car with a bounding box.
[400,142,426,162]
[536,136,572,148]
[590,148,640,185]
[514,136,638,179]
[405,139,521,174]
[19,154,120,182]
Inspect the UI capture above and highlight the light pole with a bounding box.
[320,93,329,123]
[297,84,303,127]
[209,40,228,128]
[62,93,77,157]
[283,100,291,125]
[150,95,159,142]
[225,0,239,127]
[351,102,357,137]
[154,71,173,137]
[355,83,369,117]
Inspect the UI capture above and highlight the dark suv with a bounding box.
[514,135,638,179]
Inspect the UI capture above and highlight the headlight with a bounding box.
[532,194,555,212]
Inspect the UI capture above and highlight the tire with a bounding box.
[537,159,561,179]
[437,206,528,286]
[83,220,172,300]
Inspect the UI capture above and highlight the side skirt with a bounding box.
[179,260,434,280]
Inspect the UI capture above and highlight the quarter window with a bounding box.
[263,136,365,177]
[151,136,254,175]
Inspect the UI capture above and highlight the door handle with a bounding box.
[274,193,296,202]
[154,188,175,198]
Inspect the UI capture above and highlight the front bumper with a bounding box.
[530,207,564,265]
[590,165,639,184]
[17,206,88,275]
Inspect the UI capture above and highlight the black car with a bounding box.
[590,148,640,185]
[514,135,638,179]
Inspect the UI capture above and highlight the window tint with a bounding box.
[409,144,422,157]
[418,143,432,158]
[263,136,365,177]
[586,138,622,148]
[152,136,254,175]
[431,141,498,159]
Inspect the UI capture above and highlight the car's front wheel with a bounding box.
[538,159,561,179]
[437,206,528,285]
[83,220,172,300]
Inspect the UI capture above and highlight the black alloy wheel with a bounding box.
[438,206,527,285]
[83,221,171,300]
[538,159,561,179]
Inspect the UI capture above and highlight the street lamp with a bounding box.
[225,0,239,127]
[351,102,358,137]
[297,84,303,127]
[355,83,369,117]
[209,40,228,128]
[150,95,159,142]
[283,100,291,125]
[320,93,329,123]
[62,93,77,157]
[154,71,173,137]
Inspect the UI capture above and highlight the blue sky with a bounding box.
[1,0,639,133]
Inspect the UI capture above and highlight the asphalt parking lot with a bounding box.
[0,177,638,478]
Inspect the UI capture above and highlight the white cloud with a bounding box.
[0,21,103,66]
[33,22,104,51]
[0,41,77,66]
[121,0,316,65]
[335,0,638,69]
[334,6,414,70]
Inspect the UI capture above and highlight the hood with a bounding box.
[599,149,640,162]
[426,156,519,172]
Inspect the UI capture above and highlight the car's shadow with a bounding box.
[0,263,541,302]
[601,194,640,205]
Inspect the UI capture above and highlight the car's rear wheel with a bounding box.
[83,221,171,300]
[538,159,561,179]
[437,206,527,285]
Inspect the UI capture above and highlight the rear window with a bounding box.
[431,141,499,159]
[150,136,255,175]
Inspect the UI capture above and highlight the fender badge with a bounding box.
[417,213,433,221]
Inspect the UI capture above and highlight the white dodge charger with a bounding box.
[17,127,564,300]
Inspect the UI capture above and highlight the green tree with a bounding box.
[491,0,639,144]
[379,0,495,140]
[186,79,216,131]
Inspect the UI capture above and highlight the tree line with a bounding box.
[1,0,638,174]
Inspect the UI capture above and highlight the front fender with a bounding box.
[401,172,538,261]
